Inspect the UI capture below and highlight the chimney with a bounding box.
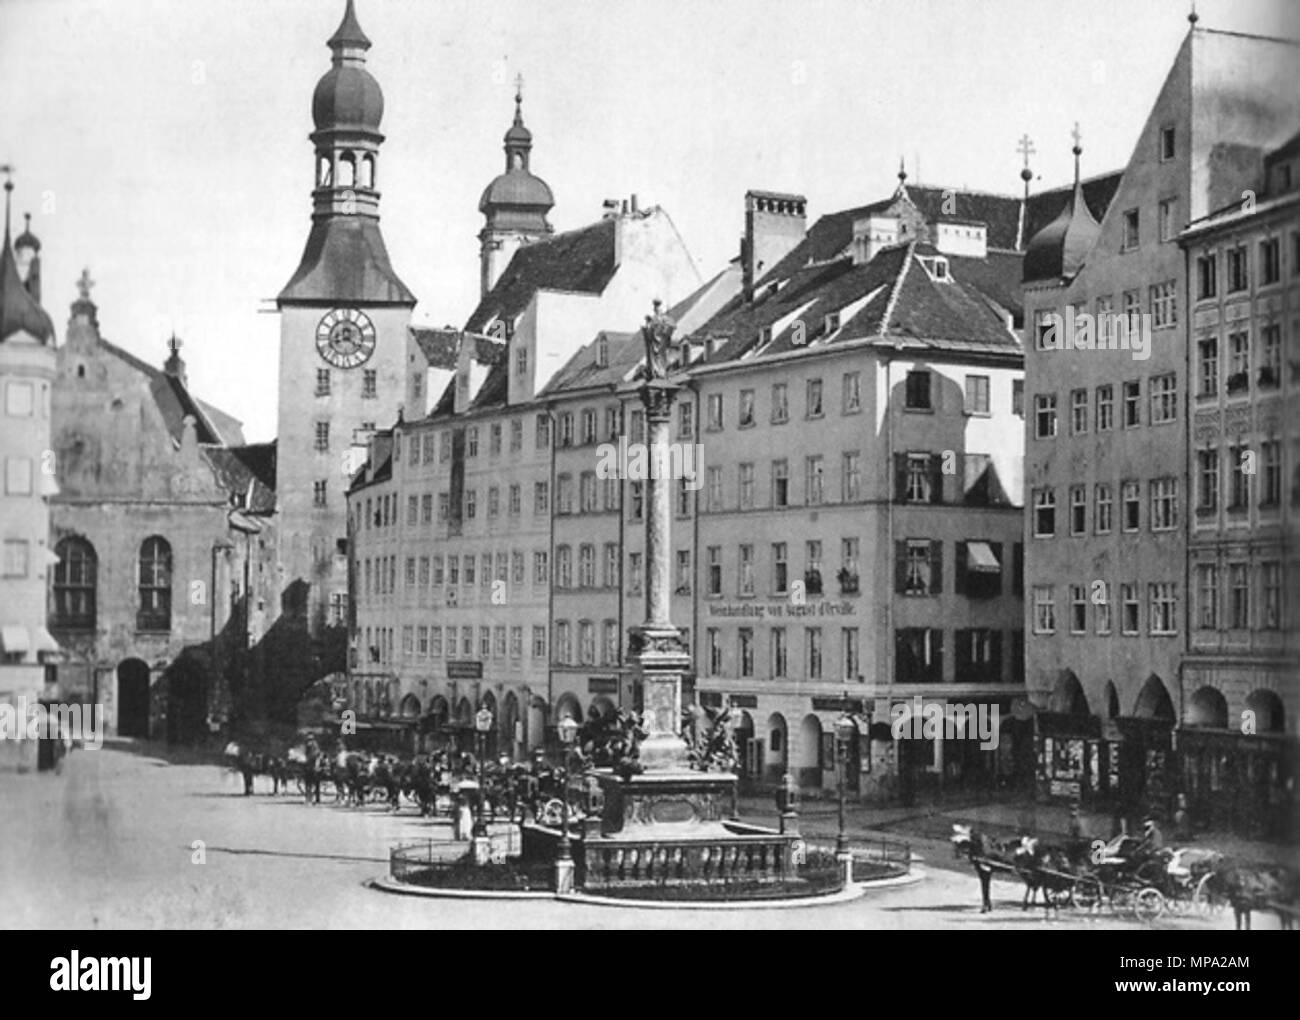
[630,193,639,214]
[743,190,806,302]
[602,199,620,219]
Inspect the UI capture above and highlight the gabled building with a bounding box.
[48,278,277,742]
[1020,19,1298,827]
[1178,130,1300,838]
[678,177,1030,798]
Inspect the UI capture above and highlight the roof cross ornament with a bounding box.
[1016,134,1035,168]
[76,267,95,301]
[1071,121,1083,153]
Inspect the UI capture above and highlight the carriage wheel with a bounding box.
[1133,887,1165,923]
[1109,886,1133,914]
[1045,884,1074,908]
[1193,874,1225,917]
[1073,878,1101,909]
[540,798,564,827]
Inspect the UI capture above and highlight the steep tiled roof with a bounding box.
[906,186,1023,249]
[278,217,416,307]
[203,442,276,513]
[98,338,245,447]
[689,241,1018,364]
[411,326,460,369]
[541,331,641,395]
[464,218,617,333]
[469,361,510,411]
[883,249,1020,352]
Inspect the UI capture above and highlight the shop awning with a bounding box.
[0,625,28,654]
[32,626,60,654]
[966,541,1001,573]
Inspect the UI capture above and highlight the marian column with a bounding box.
[627,302,692,771]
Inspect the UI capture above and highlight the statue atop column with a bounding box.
[640,299,677,380]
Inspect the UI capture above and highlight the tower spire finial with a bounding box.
[1189,1,1199,25]
[1071,121,1083,186]
[514,73,524,114]
[897,156,907,187]
[0,164,13,239]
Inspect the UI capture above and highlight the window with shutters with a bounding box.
[954,540,1002,598]
[898,452,936,503]
[955,628,1001,684]
[895,628,943,683]
[897,539,941,596]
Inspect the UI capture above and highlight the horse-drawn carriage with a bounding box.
[952,825,1238,923]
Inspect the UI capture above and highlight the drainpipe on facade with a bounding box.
[883,347,896,734]
[545,401,557,746]
[688,378,701,714]
[614,388,626,713]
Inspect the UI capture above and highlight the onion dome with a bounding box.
[479,84,554,214]
[1024,133,1100,283]
[312,0,383,133]
[0,184,54,344]
[14,212,39,254]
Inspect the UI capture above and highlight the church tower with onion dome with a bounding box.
[275,0,416,641]
[478,81,555,299]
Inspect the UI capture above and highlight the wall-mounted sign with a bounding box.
[812,696,864,713]
[446,661,482,680]
[706,599,857,619]
[588,677,619,694]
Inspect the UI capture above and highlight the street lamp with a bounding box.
[556,716,579,862]
[555,715,580,894]
[834,713,857,859]
[473,707,493,840]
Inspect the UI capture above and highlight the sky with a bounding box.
[0,0,1294,441]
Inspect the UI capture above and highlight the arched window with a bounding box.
[137,536,172,631]
[317,156,332,187]
[337,153,355,188]
[52,537,97,631]
[359,154,374,189]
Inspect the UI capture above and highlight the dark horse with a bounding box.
[1203,861,1299,930]
[952,825,1020,913]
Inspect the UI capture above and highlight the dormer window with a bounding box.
[920,255,950,281]
[824,312,840,335]
[595,335,608,368]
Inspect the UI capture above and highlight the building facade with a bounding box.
[48,280,276,742]
[0,185,59,770]
[1178,132,1299,838]
[1020,24,1298,825]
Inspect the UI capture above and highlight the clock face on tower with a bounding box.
[315,308,376,369]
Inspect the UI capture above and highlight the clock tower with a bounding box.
[276,0,415,639]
